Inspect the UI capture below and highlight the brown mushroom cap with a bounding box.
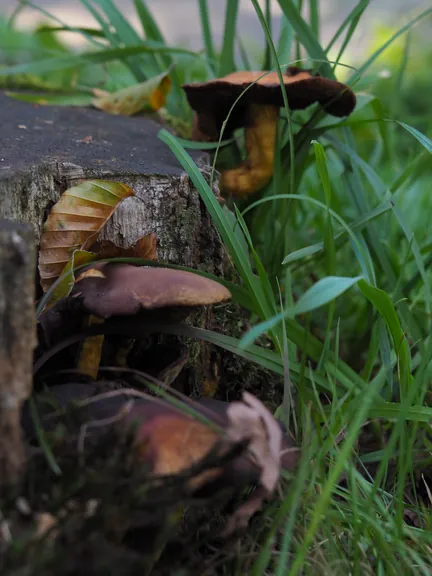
[71,263,232,318]
[183,66,356,140]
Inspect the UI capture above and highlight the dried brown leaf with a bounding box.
[90,233,158,261]
[227,391,282,493]
[92,72,171,116]
[38,180,134,291]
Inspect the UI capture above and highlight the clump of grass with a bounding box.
[1,0,432,574]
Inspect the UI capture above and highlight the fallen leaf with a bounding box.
[38,179,135,292]
[227,391,282,493]
[34,513,57,541]
[79,135,93,144]
[92,71,172,116]
[223,391,284,533]
[90,233,157,261]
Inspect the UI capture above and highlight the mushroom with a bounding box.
[69,263,231,381]
[71,263,231,318]
[182,66,356,197]
[22,382,299,529]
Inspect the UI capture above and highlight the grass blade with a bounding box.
[309,0,319,39]
[325,0,369,54]
[0,44,200,78]
[396,121,432,153]
[348,7,432,85]
[241,276,362,347]
[198,0,216,70]
[133,0,165,43]
[275,0,333,78]
[218,0,239,76]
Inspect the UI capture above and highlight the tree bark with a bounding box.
[0,220,36,490]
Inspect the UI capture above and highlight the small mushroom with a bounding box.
[22,383,299,528]
[70,263,231,380]
[71,263,231,317]
[182,66,356,197]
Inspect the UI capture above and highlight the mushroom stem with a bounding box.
[77,315,105,379]
[219,104,279,197]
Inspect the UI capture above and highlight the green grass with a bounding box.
[1,1,432,573]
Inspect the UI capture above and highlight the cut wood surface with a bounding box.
[0,91,223,274]
[0,91,237,398]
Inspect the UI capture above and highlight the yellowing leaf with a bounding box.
[38,180,135,292]
[41,249,98,314]
[92,71,172,116]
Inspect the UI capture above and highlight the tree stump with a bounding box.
[0,91,226,396]
[0,220,36,490]
[0,92,222,270]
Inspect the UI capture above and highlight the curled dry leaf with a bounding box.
[90,233,157,261]
[38,180,135,292]
[34,512,58,542]
[41,249,97,314]
[223,391,283,533]
[92,71,172,116]
[39,234,157,316]
[228,391,282,492]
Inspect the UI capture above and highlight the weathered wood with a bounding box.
[0,220,36,489]
[0,91,226,396]
[0,92,223,274]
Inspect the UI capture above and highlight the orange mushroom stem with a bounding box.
[219,103,279,197]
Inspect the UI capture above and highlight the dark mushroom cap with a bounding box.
[71,263,231,318]
[183,66,356,140]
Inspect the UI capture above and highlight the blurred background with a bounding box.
[2,0,428,52]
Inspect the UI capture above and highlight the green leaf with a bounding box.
[312,140,332,205]
[241,276,362,347]
[79,0,151,80]
[283,243,323,265]
[293,276,362,316]
[357,279,411,395]
[39,250,98,315]
[174,136,235,150]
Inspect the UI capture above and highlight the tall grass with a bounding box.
[2,0,432,573]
